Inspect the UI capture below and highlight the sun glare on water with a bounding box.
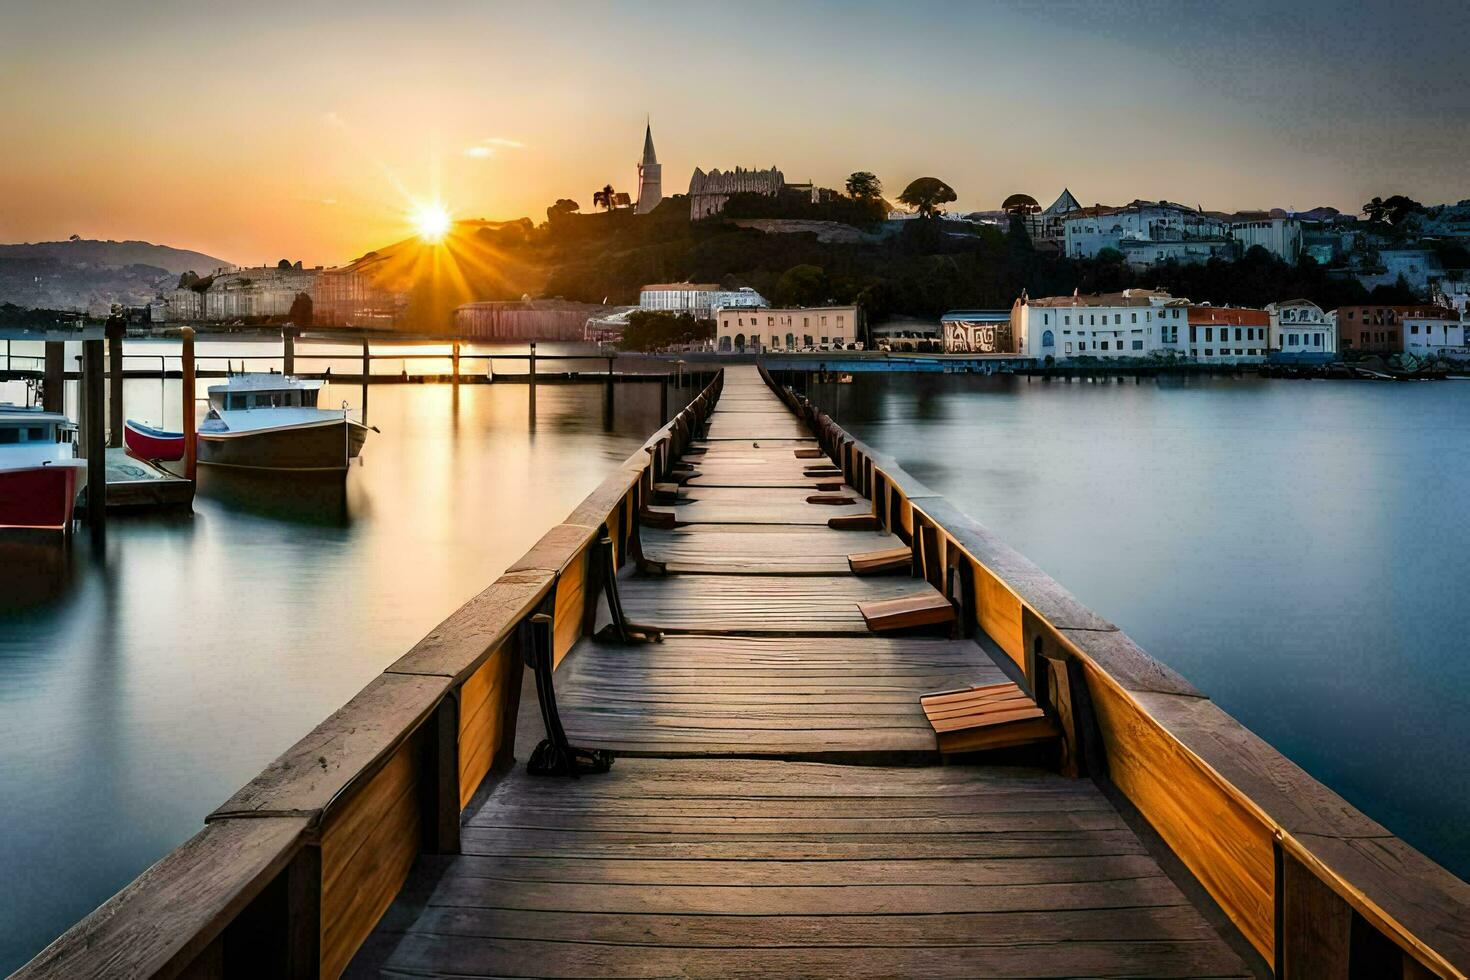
[412,203,452,242]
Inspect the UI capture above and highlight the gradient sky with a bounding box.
[3,0,1467,267]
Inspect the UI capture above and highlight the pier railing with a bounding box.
[12,371,724,980]
[758,363,1469,979]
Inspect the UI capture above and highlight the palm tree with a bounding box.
[593,184,617,212]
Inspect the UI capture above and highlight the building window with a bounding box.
[1131,313,1137,323]
[1041,330,1055,347]
[1132,340,1143,350]
[1205,328,1213,341]
[1064,342,1073,354]
[1100,341,1109,350]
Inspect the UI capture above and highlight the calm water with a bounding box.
[0,348,676,973]
[809,372,1470,881]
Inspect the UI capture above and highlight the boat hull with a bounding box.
[124,421,185,462]
[197,418,368,472]
[0,464,81,530]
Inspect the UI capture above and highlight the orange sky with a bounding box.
[2,1,1466,268]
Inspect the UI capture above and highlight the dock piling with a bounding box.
[106,320,124,447]
[361,342,370,424]
[451,343,460,385]
[182,327,197,482]
[528,342,537,415]
[43,341,65,413]
[82,339,106,539]
[282,326,298,376]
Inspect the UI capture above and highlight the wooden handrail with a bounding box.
[757,362,1470,979]
[14,370,724,980]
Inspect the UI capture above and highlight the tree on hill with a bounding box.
[846,171,882,200]
[898,177,957,219]
[592,185,618,212]
[775,264,828,306]
[1363,194,1424,226]
[546,198,580,222]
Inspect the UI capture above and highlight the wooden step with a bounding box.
[807,494,858,506]
[813,482,844,492]
[639,507,679,529]
[920,682,1060,754]
[828,514,882,531]
[848,546,913,575]
[793,448,826,459]
[858,592,955,632]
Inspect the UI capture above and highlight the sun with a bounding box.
[411,203,452,243]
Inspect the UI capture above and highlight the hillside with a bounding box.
[0,237,232,315]
[0,238,230,276]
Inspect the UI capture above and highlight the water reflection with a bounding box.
[810,372,1470,883]
[0,380,670,974]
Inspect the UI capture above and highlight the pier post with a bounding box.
[82,339,106,539]
[43,341,65,413]
[528,341,536,415]
[106,319,124,446]
[361,341,370,424]
[451,342,460,385]
[282,325,298,376]
[182,328,197,482]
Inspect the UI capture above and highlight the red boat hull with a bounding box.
[124,424,185,462]
[0,465,80,530]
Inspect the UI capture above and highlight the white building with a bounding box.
[639,283,766,318]
[1265,299,1336,356]
[1010,289,1190,360]
[716,305,858,352]
[1227,215,1303,263]
[1402,312,1465,355]
[1063,201,1231,267]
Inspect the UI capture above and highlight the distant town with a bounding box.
[4,121,1468,373]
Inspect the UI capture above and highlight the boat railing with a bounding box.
[12,370,724,980]
[756,361,1470,978]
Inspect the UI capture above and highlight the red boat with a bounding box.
[0,407,87,531]
[124,419,185,462]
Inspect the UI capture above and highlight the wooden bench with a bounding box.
[920,682,1060,754]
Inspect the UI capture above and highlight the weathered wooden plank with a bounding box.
[12,818,309,980]
[320,738,421,980]
[209,673,446,821]
[618,575,946,633]
[385,570,552,682]
[374,934,1249,979]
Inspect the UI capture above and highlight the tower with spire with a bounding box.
[636,120,662,215]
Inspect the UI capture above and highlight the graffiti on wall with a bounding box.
[942,320,1013,353]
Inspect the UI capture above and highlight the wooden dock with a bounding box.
[16,366,1469,979]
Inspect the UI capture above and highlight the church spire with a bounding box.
[641,119,657,167]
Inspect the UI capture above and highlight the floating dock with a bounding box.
[17,366,1469,979]
[76,448,193,514]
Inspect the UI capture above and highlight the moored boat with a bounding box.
[123,419,185,461]
[0,406,87,531]
[197,374,369,472]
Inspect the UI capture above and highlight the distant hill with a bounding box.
[0,237,232,315]
[0,237,230,276]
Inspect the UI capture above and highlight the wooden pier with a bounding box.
[15,366,1469,979]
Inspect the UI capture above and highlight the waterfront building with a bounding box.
[1010,288,1189,360]
[1027,188,1083,246]
[454,299,629,342]
[940,310,1012,353]
[313,254,405,329]
[1431,278,1470,316]
[1402,310,1465,355]
[715,304,858,352]
[639,283,766,318]
[688,166,785,220]
[1352,249,1445,295]
[636,122,662,215]
[1335,304,1459,354]
[1265,299,1336,356]
[159,263,319,322]
[1062,201,1231,268]
[1185,305,1270,363]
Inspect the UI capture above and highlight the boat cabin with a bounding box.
[0,407,75,447]
[206,375,323,413]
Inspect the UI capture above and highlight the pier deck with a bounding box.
[350,367,1252,977]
